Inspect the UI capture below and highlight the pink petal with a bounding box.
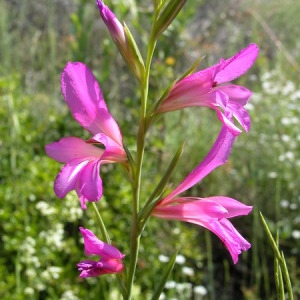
[152,198,251,264]
[214,43,259,84]
[79,227,125,259]
[215,109,243,136]
[153,199,228,221]
[203,196,252,218]
[77,260,101,278]
[54,158,89,198]
[77,159,103,201]
[76,190,89,210]
[89,133,126,162]
[97,258,124,273]
[200,218,251,264]
[227,102,251,132]
[207,90,246,135]
[77,258,124,277]
[61,62,123,145]
[158,68,214,113]
[45,137,104,163]
[217,219,251,264]
[217,84,252,106]
[162,126,235,204]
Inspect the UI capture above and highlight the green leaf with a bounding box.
[260,213,294,300]
[281,251,294,300]
[138,142,185,233]
[147,55,205,119]
[151,251,178,300]
[274,233,285,300]
[177,55,206,81]
[259,212,282,262]
[153,0,187,40]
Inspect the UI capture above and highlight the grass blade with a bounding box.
[151,251,178,300]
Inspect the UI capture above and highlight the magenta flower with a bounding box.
[45,62,126,209]
[152,126,252,263]
[157,44,259,136]
[77,227,125,278]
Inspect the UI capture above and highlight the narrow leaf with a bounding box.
[281,251,294,300]
[177,55,206,82]
[148,141,185,201]
[148,55,205,117]
[259,212,282,262]
[260,213,294,300]
[153,0,187,39]
[151,251,178,300]
[274,253,285,300]
[273,233,281,296]
[138,142,185,232]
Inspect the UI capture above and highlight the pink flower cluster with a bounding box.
[153,44,259,263]
[45,1,259,278]
[152,126,252,264]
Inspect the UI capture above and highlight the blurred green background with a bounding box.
[1,0,300,299]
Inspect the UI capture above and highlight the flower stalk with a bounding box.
[45,1,260,299]
[126,16,158,299]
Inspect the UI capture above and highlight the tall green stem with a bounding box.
[126,33,157,300]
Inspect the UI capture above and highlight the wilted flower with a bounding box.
[158,44,259,136]
[46,62,126,209]
[77,227,125,278]
[152,127,252,263]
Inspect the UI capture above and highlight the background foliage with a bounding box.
[1,0,300,299]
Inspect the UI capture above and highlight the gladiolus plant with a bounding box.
[46,1,259,299]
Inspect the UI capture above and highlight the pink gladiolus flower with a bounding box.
[157,44,259,136]
[45,62,126,209]
[77,227,125,278]
[152,126,252,263]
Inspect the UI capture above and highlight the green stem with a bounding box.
[126,25,157,300]
[92,202,110,244]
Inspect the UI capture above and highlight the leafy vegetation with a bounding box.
[1,0,300,299]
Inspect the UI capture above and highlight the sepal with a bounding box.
[123,24,145,81]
